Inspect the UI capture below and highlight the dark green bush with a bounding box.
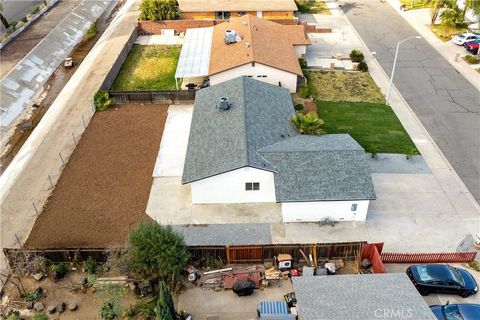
[7,309,21,320]
[298,83,317,99]
[30,6,40,15]
[357,61,369,72]
[51,263,67,280]
[84,256,98,275]
[25,288,44,302]
[298,58,308,69]
[294,103,305,111]
[349,49,365,62]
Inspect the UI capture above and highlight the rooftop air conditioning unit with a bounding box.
[225,30,236,45]
[218,97,231,111]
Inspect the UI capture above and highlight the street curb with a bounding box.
[340,6,480,211]
[0,0,59,50]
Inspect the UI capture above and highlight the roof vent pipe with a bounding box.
[218,97,231,111]
[225,30,236,45]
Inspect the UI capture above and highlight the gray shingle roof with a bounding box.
[292,273,437,320]
[182,77,296,184]
[182,77,375,202]
[259,135,376,201]
[172,223,272,245]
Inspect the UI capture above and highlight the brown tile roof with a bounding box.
[178,0,298,12]
[209,15,309,76]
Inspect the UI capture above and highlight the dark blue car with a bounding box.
[406,264,478,297]
[430,303,480,320]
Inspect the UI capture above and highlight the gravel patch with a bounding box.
[366,153,430,174]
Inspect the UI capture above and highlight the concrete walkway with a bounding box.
[0,0,110,151]
[0,0,140,282]
[387,0,480,91]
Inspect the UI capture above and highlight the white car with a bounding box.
[452,33,480,45]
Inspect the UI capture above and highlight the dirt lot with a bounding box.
[25,104,168,249]
[0,0,81,78]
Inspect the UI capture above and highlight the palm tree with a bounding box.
[440,2,462,28]
[0,1,10,29]
[429,0,447,26]
[290,111,325,135]
[462,0,480,22]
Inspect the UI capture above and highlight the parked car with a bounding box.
[430,303,480,320]
[464,40,480,55]
[453,33,480,45]
[406,264,478,297]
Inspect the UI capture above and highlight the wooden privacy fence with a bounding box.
[109,90,196,104]
[381,252,477,264]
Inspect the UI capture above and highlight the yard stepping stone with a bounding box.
[57,302,65,313]
[48,305,56,314]
[34,302,44,311]
[26,301,34,309]
[68,303,77,311]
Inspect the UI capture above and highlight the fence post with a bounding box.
[226,245,230,264]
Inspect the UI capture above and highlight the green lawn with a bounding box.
[317,101,417,154]
[305,71,385,104]
[399,0,430,10]
[111,45,181,90]
[295,0,330,14]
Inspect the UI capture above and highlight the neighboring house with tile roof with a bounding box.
[178,0,297,20]
[209,15,309,92]
[174,15,310,92]
[182,77,376,222]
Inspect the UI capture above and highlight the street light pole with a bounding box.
[386,35,422,106]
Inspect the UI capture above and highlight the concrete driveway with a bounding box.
[343,0,480,203]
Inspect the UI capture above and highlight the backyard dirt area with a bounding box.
[24,104,168,249]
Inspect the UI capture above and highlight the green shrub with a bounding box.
[30,6,40,15]
[94,90,114,111]
[200,256,223,270]
[405,146,419,160]
[33,313,49,320]
[294,103,305,111]
[7,309,21,320]
[349,49,365,62]
[25,288,44,302]
[357,61,369,72]
[100,299,120,320]
[50,263,67,280]
[464,55,479,64]
[469,260,480,272]
[291,111,325,135]
[84,23,97,41]
[298,58,308,69]
[84,256,98,275]
[21,17,28,23]
[298,83,317,99]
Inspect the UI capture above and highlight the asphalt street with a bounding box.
[344,0,480,203]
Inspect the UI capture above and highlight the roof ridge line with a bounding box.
[242,77,249,165]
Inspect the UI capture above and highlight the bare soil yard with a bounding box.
[25,104,167,249]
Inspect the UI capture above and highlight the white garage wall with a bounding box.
[191,166,276,203]
[294,45,307,58]
[209,63,298,93]
[282,200,370,222]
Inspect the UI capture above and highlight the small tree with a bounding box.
[100,299,120,320]
[349,49,364,62]
[139,0,180,21]
[290,111,325,135]
[298,83,317,100]
[440,3,462,28]
[127,222,190,289]
[357,61,368,72]
[154,281,176,320]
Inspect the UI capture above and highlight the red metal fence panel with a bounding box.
[361,243,386,273]
[381,252,477,264]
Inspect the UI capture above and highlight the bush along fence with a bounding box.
[381,251,477,264]
[109,90,196,104]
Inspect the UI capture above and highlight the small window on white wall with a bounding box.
[351,203,358,211]
[245,182,260,191]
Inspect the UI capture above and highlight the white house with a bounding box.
[182,77,376,222]
[175,15,310,92]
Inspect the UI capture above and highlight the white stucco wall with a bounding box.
[209,63,298,93]
[191,166,276,203]
[294,45,307,58]
[282,200,370,222]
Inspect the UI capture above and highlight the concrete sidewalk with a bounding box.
[386,0,480,91]
[0,0,110,152]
